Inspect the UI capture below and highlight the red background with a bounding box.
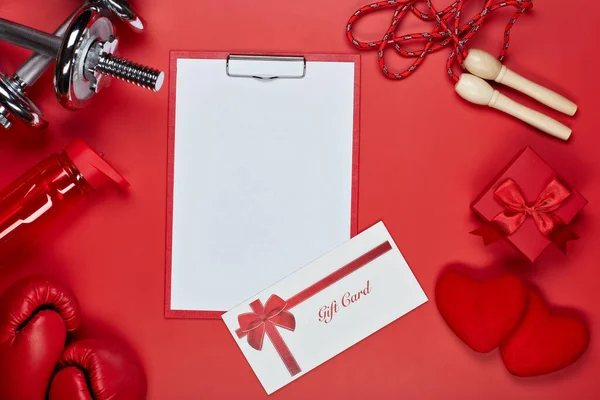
[1,0,598,398]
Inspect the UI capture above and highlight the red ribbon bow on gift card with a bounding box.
[236,296,301,376]
[472,178,578,252]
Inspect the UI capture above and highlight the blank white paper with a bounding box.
[170,57,356,312]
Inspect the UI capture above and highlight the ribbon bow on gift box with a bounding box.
[472,178,578,252]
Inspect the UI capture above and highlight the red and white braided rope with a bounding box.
[346,0,534,82]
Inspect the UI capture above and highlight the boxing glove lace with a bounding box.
[0,275,81,400]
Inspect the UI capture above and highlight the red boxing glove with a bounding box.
[0,275,80,400]
[49,339,147,400]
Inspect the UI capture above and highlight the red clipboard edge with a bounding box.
[165,51,361,319]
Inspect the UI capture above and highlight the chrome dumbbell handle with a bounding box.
[0,18,61,56]
[15,13,75,88]
[16,54,49,87]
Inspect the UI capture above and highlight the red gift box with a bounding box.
[471,147,587,262]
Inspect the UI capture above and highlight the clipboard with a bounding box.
[165,51,361,319]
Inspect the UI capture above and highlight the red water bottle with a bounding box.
[0,139,128,265]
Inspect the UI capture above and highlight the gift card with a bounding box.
[222,221,428,394]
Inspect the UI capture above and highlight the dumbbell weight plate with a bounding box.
[55,5,116,110]
[0,72,47,129]
[100,0,145,32]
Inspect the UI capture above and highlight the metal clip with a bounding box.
[226,55,307,80]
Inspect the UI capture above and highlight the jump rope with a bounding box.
[346,0,533,82]
[345,0,578,141]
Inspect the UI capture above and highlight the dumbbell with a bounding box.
[0,0,147,129]
[0,1,162,129]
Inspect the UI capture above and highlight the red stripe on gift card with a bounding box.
[286,241,393,310]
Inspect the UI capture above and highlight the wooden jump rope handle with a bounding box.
[455,49,577,141]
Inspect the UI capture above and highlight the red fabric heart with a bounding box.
[501,289,589,377]
[436,270,528,353]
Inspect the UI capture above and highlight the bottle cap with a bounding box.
[64,138,129,190]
